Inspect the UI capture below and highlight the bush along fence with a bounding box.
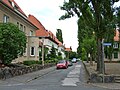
[0,63,55,80]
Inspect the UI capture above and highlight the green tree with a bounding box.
[65,51,69,59]
[44,47,49,60]
[60,0,119,73]
[57,52,62,60]
[77,17,94,58]
[0,23,26,64]
[56,29,63,44]
[116,7,120,27]
[39,47,49,60]
[81,48,87,61]
[69,51,77,59]
[49,45,57,59]
[82,36,97,64]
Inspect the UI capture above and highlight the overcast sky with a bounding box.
[15,0,120,51]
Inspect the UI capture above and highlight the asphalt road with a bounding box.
[0,61,109,90]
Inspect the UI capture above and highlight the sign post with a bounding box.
[102,42,112,83]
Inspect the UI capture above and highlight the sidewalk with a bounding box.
[0,66,56,86]
[84,61,120,90]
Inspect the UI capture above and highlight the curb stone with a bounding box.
[26,67,56,83]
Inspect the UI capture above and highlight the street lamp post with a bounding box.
[102,39,105,83]
[41,37,45,66]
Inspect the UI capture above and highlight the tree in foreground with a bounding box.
[0,23,26,65]
[59,0,119,73]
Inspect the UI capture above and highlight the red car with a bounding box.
[56,60,68,69]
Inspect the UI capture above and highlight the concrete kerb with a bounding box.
[26,66,56,83]
[90,83,120,90]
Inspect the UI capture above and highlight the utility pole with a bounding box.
[102,39,105,83]
[102,41,112,83]
[42,37,45,66]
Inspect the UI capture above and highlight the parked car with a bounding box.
[67,61,73,66]
[71,58,77,63]
[56,60,68,69]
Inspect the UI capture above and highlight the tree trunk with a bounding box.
[96,38,103,73]
[89,53,93,66]
[86,53,89,63]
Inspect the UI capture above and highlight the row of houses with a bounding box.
[0,0,72,63]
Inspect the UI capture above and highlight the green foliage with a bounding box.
[44,47,49,60]
[81,48,87,61]
[46,45,58,60]
[45,59,58,64]
[60,0,120,73]
[58,52,62,56]
[69,51,77,59]
[65,51,78,59]
[39,47,49,60]
[49,45,57,59]
[65,51,68,59]
[23,60,42,66]
[116,7,120,27]
[57,56,62,60]
[57,52,63,60]
[23,59,58,66]
[0,23,26,64]
[56,29,63,44]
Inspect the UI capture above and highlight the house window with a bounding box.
[17,22,19,27]
[3,15,9,23]
[20,24,23,31]
[114,51,118,59]
[113,43,118,48]
[24,26,26,32]
[30,30,33,36]
[30,47,35,56]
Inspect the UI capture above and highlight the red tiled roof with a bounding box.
[1,0,65,47]
[65,48,72,52]
[28,14,64,46]
[1,0,27,17]
[48,31,55,40]
[28,14,48,37]
[36,29,49,37]
[55,38,63,46]
[28,15,45,30]
[114,28,119,41]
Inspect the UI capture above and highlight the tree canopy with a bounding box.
[0,23,26,64]
[60,0,119,73]
[49,45,57,59]
[56,29,63,44]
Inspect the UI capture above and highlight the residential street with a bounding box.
[1,0,120,90]
[0,61,109,90]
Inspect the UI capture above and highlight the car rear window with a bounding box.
[58,60,65,63]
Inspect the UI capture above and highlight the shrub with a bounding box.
[23,60,42,66]
[44,59,58,64]
[57,56,62,60]
[0,23,26,64]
